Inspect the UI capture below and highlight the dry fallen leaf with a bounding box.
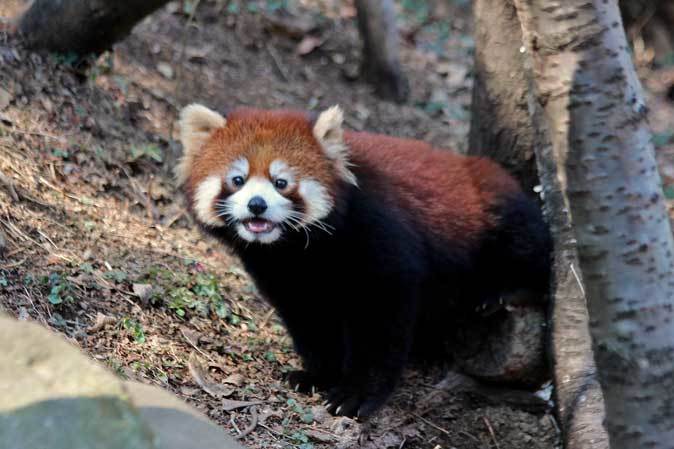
[222,372,245,386]
[87,312,116,333]
[0,87,12,111]
[132,283,153,301]
[188,352,235,398]
[296,36,323,56]
[180,326,201,346]
[180,386,201,396]
[156,62,174,79]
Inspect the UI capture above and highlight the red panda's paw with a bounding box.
[324,385,387,420]
[285,370,334,395]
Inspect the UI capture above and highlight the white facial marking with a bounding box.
[299,179,333,222]
[224,176,293,243]
[194,175,224,226]
[269,159,295,185]
[269,159,297,193]
[208,161,335,244]
[226,157,250,189]
[228,177,292,222]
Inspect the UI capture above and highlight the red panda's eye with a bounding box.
[275,179,288,190]
[232,176,245,187]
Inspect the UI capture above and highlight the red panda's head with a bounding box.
[176,104,357,244]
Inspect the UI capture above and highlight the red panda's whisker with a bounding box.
[284,217,305,233]
[305,220,333,235]
[302,226,311,249]
[286,211,334,236]
[282,219,301,232]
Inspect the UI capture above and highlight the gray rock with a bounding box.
[0,315,157,449]
[0,315,245,449]
[125,382,245,449]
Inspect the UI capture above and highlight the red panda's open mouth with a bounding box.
[243,218,276,234]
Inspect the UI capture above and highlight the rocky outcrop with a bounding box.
[0,315,244,449]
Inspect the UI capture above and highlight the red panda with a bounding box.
[177,104,551,419]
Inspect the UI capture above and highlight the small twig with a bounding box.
[36,228,58,249]
[569,263,585,296]
[38,177,100,207]
[0,170,19,201]
[266,42,289,82]
[23,285,49,322]
[0,258,26,269]
[8,127,64,141]
[236,406,259,439]
[409,412,451,437]
[180,327,215,363]
[0,170,51,207]
[458,430,481,444]
[1,218,46,252]
[258,423,295,441]
[259,307,275,328]
[482,417,500,449]
[229,414,242,436]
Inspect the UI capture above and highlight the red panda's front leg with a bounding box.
[325,280,420,418]
[273,300,345,394]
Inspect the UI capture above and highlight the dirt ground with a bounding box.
[1,1,674,448]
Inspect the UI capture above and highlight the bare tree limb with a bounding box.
[18,0,171,55]
[354,0,409,103]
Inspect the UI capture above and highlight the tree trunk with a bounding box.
[18,0,170,55]
[515,1,674,448]
[529,95,609,449]
[468,0,538,193]
[354,0,409,103]
[470,1,609,447]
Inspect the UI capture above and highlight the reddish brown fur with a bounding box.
[186,108,522,248]
[344,132,521,247]
[187,109,339,196]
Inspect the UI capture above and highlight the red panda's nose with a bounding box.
[247,196,268,216]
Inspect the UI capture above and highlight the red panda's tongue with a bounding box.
[245,219,274,233]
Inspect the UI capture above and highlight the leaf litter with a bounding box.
[7,0,673,447]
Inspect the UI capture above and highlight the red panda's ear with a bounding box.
[313,106,357,186]
[175,104,226,185]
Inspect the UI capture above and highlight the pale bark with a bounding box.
[529,95,609,449]
[468,0,538,193]
[354,0,409,102]
[470,2,609,447]
[515,1,674,448]
[18,0,170,55]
